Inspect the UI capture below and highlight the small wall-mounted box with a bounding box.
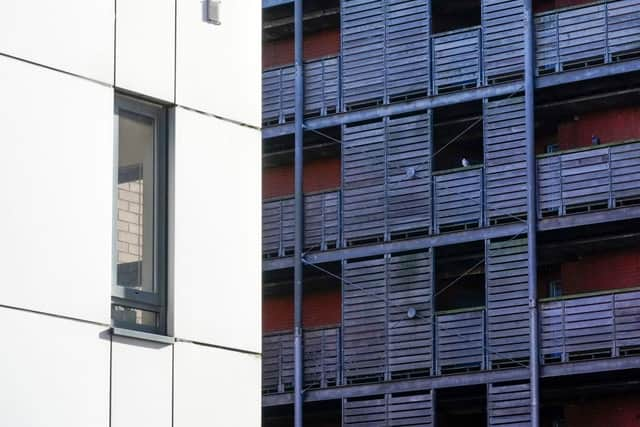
[205,0,222,25]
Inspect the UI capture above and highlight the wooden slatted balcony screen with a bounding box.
[342,112,431,246]
[262,56,340,125]
[540,288,640,363]
[435,308,486,375]
[262,190,340,258]
[484,96,528,224]
[488,382,532,427]
[433,166,484,233]
[343,391,434,427]
[537,140,640,217]
[432,27,482,94]
[482,0,525,83]
[262,326,341,395]
[343,250,433,384]
[487,238,530,369]
[535,0,640,75]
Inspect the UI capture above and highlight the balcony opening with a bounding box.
[432,101,483,172]
[431,0,480,34]
[263,0,340,69]
[437,386,487,427]
[435,241,485,312]
[263,400,341,426]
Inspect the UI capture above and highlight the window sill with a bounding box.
[111,327,175,345]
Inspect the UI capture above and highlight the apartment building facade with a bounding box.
[261,0,640,425]
[0,1,261,426]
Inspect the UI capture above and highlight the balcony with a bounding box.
[536,0,640,75]
[537,140,640,217]
[540,288,640,363]
[262,56,340,126]
[432,27,482,94]
[435,307,486,375]
[433,165,484,233]
[262,189,340,258]
[262,326,341,395]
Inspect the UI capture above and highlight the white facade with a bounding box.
[0,0,261,425]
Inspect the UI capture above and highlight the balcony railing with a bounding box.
[433,166,484,233]
[540,288,640,363]
[432,27,482,94]
[262,56,340,125]
[536,0,640,75]
[262,326,341,395]
[537,140,640,217]
[435,307,486,375]
[263,189,340,258]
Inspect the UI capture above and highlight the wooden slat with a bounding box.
[341,0,386,107]
[387,250,433,376]
[344,391,434,427]
[436,309,485,373]
[343,256,388,382]
[434,167,483,231]
[483,0,525,82]
[484,96,528,221]
[386,112,432,234]
[432,27,481,93]
[343,395,388,426]
[488,382,532,426]
[386,0,430,98]
[487,238,530,366]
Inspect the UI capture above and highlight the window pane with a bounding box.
[117,112,155,294]
[111,304,159,329]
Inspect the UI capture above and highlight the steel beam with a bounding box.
[293,0,304,425]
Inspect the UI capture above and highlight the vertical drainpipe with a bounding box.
[294,0,304,426]
[524,0,540,425]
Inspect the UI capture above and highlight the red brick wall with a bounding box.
[558,106,640,150]
[263,157,341,199]
[565,394,640,427]
[263,285,342,333]
[263,28,341,69]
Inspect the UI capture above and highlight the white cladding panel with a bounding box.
[176,0,261,127]
[0,56,113,324]
[111,336,173,427]
[116,0,176,101]
[0,307,110,427]
[0,0,114,84]
[174,342,261,427]
[172,108,261,353]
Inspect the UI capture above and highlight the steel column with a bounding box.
[524,0,540,426]
[293,0,305,426]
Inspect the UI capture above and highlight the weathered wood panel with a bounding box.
[343,392,434,427]
[262,190,340,257]
[386,0,430,99]
[341,0,386,108]
[487,238,530,368]
[432,27,482,94]
[434,166,483,232]
[536,155,561,217]
[343,256,388,383]
[262,57,339,125]
[342,120,387,244]
[304,56,340,117]
[482,0,525,82]
[386,112,432,236]
[560,147,611,211]
[540,289,640,363]
[608,0,640,59]
[387,250,433,377]
[610,142,640,203]
[436,308,485,374]
[484,96,528,222]
[343,396,387,426]
[388,391,434,427]
[488,382,532,427]
[262,327,341,394]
